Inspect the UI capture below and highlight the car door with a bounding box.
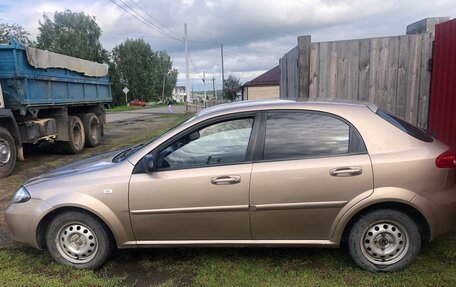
[129,113,258,241]
[250,110,374,240]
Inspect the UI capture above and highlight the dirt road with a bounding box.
[106,105,186,123]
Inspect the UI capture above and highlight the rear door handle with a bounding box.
[329,167,362,177]
[211,175,241,185]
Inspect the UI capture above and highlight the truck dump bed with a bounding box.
[0,39,111,110]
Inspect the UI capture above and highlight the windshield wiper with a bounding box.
[112,143,145,163]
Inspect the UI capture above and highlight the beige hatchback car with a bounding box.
[5,100,456,272]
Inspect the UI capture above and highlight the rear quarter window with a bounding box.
[376,110,434,142]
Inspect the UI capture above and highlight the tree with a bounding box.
[155,51,178,102]
[224,75,241,100]
[0,23,32,45]
[112,38,177,103]
[36,10,108,63]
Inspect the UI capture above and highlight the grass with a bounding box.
[106,105,149,112]
[0,245,125,286]
[0,233,455,286]
[106,102,185,113]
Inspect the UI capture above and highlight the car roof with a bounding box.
[195,99,378,118]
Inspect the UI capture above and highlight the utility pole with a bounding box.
[221,44,225,99]
[203,71,207,101]
[211,76,216,101]
[184,23,191,102]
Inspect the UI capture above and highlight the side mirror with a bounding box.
[143,154,154,172]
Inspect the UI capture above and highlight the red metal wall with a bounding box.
[429,19,456,151]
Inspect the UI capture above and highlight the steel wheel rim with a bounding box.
[0,139,11,165]
[360,220,409,265]
[55,222,98,264]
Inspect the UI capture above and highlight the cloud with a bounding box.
[1,0,455,89]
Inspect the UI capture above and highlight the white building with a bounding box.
[172,86,187,103]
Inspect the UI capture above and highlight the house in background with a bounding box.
[242,65,280,100]
[172,86,186,102]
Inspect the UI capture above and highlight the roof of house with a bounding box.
[243,65,280,87]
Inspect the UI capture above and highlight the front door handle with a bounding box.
[211,175,241,185]
[329,167,362,177]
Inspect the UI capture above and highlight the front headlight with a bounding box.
[11,186,31,204]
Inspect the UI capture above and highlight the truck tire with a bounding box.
[82,113,101,147]
[0,126,17,178]
[60,116,85,154]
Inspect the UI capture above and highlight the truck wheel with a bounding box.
[0,127,16,178]
[82,113,101,147]
[60,116,85,154]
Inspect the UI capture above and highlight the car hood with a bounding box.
[24,149,126,186]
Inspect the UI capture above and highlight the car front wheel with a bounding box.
[46,211,114,269]
[348,209,421,272]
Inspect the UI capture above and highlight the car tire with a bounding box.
[46,211,115,269]
[0,127,16,178]
[81,113,101,147]
[60,116,85,154]
[348,209,421,272]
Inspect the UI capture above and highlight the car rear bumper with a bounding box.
[412,184,456,240]
[5,199,52,249]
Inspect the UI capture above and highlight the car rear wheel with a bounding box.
[46,211,114,269]
[348,209,421,272]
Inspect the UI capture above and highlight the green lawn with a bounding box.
[105,105,150,112]
[106,102,186,113]
[0,233,455,286]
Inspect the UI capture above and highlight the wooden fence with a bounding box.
[280,33,434,128]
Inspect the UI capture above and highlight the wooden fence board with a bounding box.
[347,40,360,100]
[405,35,422,124]
[358,39,371,101]
[319,42,329,98]
[386,36,400,114]
[418,33,433,128]
[309,43,319,99]
[329,42,337,99]
[298,36,311,100]
[336,41,348,99]
[395,35,410,120]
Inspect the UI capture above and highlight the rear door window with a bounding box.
[263,111,365,160]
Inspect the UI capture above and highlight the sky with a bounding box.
[0,0,455,91]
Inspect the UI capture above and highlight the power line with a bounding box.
[103,31,178,40]
[188,39,220,45]
[188,52,204,81]
[108,0,183,42]
[126,0,181,40]
[118,0,182,41]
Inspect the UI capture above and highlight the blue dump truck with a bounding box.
[0,39,112,178]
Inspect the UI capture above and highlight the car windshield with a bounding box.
[111,114,197,163]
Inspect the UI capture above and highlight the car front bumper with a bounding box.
[5,198,52,249]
